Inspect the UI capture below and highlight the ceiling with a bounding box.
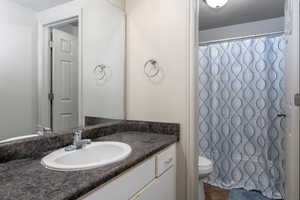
[11,0,74,11]
[199,0,285,30]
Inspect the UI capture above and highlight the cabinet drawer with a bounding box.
[156,144,176,177]
[130,166,176,200]
[82,157,156,200]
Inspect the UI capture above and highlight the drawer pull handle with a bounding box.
[164,158,173,165]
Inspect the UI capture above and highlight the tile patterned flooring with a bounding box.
[204,184,230,200]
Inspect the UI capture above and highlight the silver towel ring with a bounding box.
[94,64,107,80]
[144,59,160,78]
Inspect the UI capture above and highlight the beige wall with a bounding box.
[125,0,191,199]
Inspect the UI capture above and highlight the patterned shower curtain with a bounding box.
[198,35,287,199]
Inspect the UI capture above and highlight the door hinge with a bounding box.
[48,93,54,102]
[294,93,300,107]
[48,40,53,48]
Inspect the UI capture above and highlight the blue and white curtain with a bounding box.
[198,35,287,199]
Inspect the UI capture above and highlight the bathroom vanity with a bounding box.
[0,0,184,199]
[81,144,176,200]
[0,121,179,200]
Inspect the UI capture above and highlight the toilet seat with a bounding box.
[198,156,213,175]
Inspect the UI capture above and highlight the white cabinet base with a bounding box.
[133,167,176,200]
[81,144,176,200]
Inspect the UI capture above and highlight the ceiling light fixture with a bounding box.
[204,0,228,8]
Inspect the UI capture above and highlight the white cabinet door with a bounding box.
[82,157,155,200]
[82,145,177,200]
[156,144,176,177]
[138,167,176,200]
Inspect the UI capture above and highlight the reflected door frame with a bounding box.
[37,4,83,130]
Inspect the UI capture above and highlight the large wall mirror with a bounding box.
[0,0,125,142]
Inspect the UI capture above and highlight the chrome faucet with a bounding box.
[65,128,91,151]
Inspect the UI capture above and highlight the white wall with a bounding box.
[126,0,191,199]
[37,0,125,123]
[199,17,285,43]
[0,0,38,140]
[81,0,125,120]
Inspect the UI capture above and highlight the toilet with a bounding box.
[198,156,213,200]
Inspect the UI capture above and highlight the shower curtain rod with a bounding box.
[199,31,285,46]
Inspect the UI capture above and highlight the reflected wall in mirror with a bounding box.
[0,0,125,142]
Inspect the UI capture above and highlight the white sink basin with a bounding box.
[41,142,132,171]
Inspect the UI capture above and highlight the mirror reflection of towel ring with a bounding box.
[94,64,107,80]
[144,59,160,78]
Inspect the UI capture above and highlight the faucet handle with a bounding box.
[73,126,84,134]
[73,128,83,144]
[73,126,85,133]
[73,128,82,134]
[65,127,90,151]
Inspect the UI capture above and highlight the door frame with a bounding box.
[37,4,83,129]
[187,0,199,200]
[286,0,300,199]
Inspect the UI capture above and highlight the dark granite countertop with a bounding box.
[0,131,178,200]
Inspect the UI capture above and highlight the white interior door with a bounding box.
[52,28,79,131]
